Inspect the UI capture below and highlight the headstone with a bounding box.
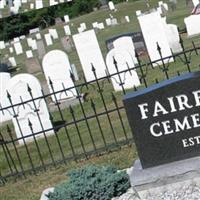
[98,23,105,29]
[35,0,43,9]
[26,50,33,58]
[9,47,14,53]
[71,64,79,81]
[44,33,53,46]
[31,39,37,50]
[5,74,54,145]
[49,29,58,39]
[113,36,138,64]
[0,41,5,49]
[164,23,182,53]
[30,3,34,9]
[36,40,46,59]
[25,58,42,74]
[42,50,76,102]
[36,33,42,40]
[111,18,118,25]
[0,72,12,123]
[73,29,107,82]
[64,25,71,35]
[14,42,23,55]
[125,16,130,23]
[64,15,70,23]
[138,11,173,65]
[105,18,112,26]
[123,71,200,168]
[29,27,40,34]
[184,15,200,37]
[80,23,87,30]
[108,1,115,10]
[92,22,98,29]
[192,0,199,7]
[8,57,17,67]
[106,49,140,91]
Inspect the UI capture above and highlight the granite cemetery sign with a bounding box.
[124,72,200,168]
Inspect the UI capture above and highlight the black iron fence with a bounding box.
[1,37,200,185]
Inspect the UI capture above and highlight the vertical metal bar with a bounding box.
[156,42,169,80]
[6,91,36,175]
[70,72,97,152]
[27,84,58,167]
[113,57,126,95]
[7,125,26,178]
[91,64,118,145]
[90,99,108,150]
[111,93,128,141]
[48,79,77,161]
[28,119,46,171]
[69,106,87,158]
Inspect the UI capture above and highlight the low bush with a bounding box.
[48,165,130,200]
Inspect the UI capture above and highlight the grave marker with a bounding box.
[42,50,76,102]
[73,29,107,82]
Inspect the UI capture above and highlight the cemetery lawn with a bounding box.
[0,145,137,200]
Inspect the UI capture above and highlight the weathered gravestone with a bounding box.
[73,29,107,82]
[42,50,76,102]
[60,36,73,52]
[25,58,42,74]
[123,71,200,197]
[37,40,46,59]
[5,74,54,145]
[106,49,140,91]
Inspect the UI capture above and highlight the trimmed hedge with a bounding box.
[47,165,130,200]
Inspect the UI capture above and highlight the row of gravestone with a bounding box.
[0,0,73,16]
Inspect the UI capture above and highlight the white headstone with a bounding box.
[44,34,53,46]
[106,49,140,91]
[108,1,115,10]
[42,50,76,102]
[192,0,199,7]
[136,10,142,16]
[80,23,87,30]
[9,57,17,67]
[105,18,112,26]
[0,73,12,123]
[5,74,54,145]
[30,3,34,9]
[0,41,5,49]
[31,39,37,50]
[73,29,107,82]
[162,19,182,53]
[9,47,14,53]
[92,22,98,28]
[14,42,23,55]
[36,33,42,40]
[64,15,70,23]
[113,36,138,64]
[184,15,200,37]
[49,29,58,39]
[98,23,105,30]
[26,50,33,58]
[64,25,71,35]
[125,16,130,23]
[35,0,43,9]
[138,11,173,65]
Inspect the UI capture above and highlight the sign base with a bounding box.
[130,157,200,199]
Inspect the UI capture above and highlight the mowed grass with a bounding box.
[1,1,200,200]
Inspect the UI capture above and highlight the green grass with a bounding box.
[1,1,200,200]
